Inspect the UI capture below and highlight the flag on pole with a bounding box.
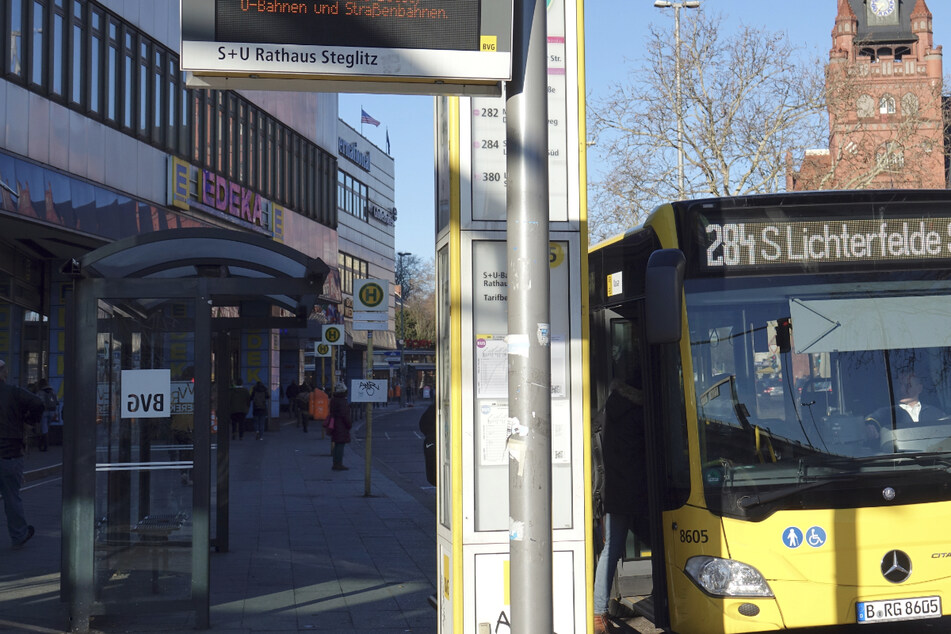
[361,109,381,127]
[386,128,391,154]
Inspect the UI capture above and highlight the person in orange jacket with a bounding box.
[308,385,329,431]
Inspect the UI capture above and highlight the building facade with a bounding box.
[335,120,397,388]
[0,0,397,428]
[789,0,945,190]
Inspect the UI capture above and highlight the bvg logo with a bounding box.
[358,282,385,308]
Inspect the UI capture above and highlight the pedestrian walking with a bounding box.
[326,383,353,470]
[36,378,58,452]
[286,380,300,425]
[297,381,313,432]
[592,372,649,633]
[251,381,269,440]
[229,379,251,440]
[0,359,44,549]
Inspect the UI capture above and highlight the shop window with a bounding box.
[121,29,133,129]
[8,0,26,79]
[88,7,101,113]
[50,0,65,98]
[266,118,274,198]
[203,90,214,168]
[338,251,369,295]
[181,86,191,159]
[226,93,236,179]
[137,39,148,136]
[247,108,257,190]
[237,101,245,183]
[215,91,224,173]
[191,90,202,165]
[29,0,46,89]
[166,59,176,152]
[68,0,81,104]
[337,170,368,221]
[105,18,117,122]
[152,48,164,145]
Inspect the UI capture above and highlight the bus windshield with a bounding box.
[686,272,951,519]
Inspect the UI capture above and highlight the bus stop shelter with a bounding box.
[60,228,329,631]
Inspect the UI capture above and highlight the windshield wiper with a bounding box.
[735,480,835,511]
[737,454,951,511]
[824,452,951,470]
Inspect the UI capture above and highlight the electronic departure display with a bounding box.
[216,1,480,50]
[180,0,513,91]
[701,218,951,269]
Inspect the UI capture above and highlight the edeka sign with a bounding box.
[338,138,371,172]
[201,170,263,224]
[168,156,273,232]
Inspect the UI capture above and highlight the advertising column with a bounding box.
[435,0,588,631]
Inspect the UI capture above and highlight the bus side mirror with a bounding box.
[646,249,686,344]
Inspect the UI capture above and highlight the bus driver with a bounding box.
[865,369,947,443]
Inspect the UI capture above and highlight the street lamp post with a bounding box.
[397,251,410,407]
[654,0,700,200]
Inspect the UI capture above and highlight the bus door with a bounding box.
[593,303,654,610]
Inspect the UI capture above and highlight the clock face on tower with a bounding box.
[870,0,895,18]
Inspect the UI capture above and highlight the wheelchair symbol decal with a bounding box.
[806,526,827,548]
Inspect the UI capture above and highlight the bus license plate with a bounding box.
[856,596,941,623]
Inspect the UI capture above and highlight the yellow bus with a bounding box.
[588,190,951,632]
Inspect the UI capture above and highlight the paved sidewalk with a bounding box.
[0,411,437,633]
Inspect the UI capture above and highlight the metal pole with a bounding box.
[331,346,336,393]
[364,331,373,496]
[400,296,405,405]
[675,4,683,198]
[506,0,552,630]
[397,251,410,407]
[655,0,699,198]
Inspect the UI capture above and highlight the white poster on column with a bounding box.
[474,551,575,632]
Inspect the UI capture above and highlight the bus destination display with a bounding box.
[217,1,479,50]
[703,218,951,268]
[181,0,513,86]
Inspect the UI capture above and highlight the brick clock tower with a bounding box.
[790,0,945,190]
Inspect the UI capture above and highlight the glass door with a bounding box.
[605,309,653,598]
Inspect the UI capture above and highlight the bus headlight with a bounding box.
[684,556,774,598]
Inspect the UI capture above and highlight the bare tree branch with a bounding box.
[588,10,827,241]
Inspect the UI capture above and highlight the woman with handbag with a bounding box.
[326,383,353,471]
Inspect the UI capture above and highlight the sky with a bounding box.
[337,0,951,262]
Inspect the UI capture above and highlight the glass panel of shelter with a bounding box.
[93,298,198,604]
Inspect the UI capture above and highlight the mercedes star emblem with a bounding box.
[881,550,912,583]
